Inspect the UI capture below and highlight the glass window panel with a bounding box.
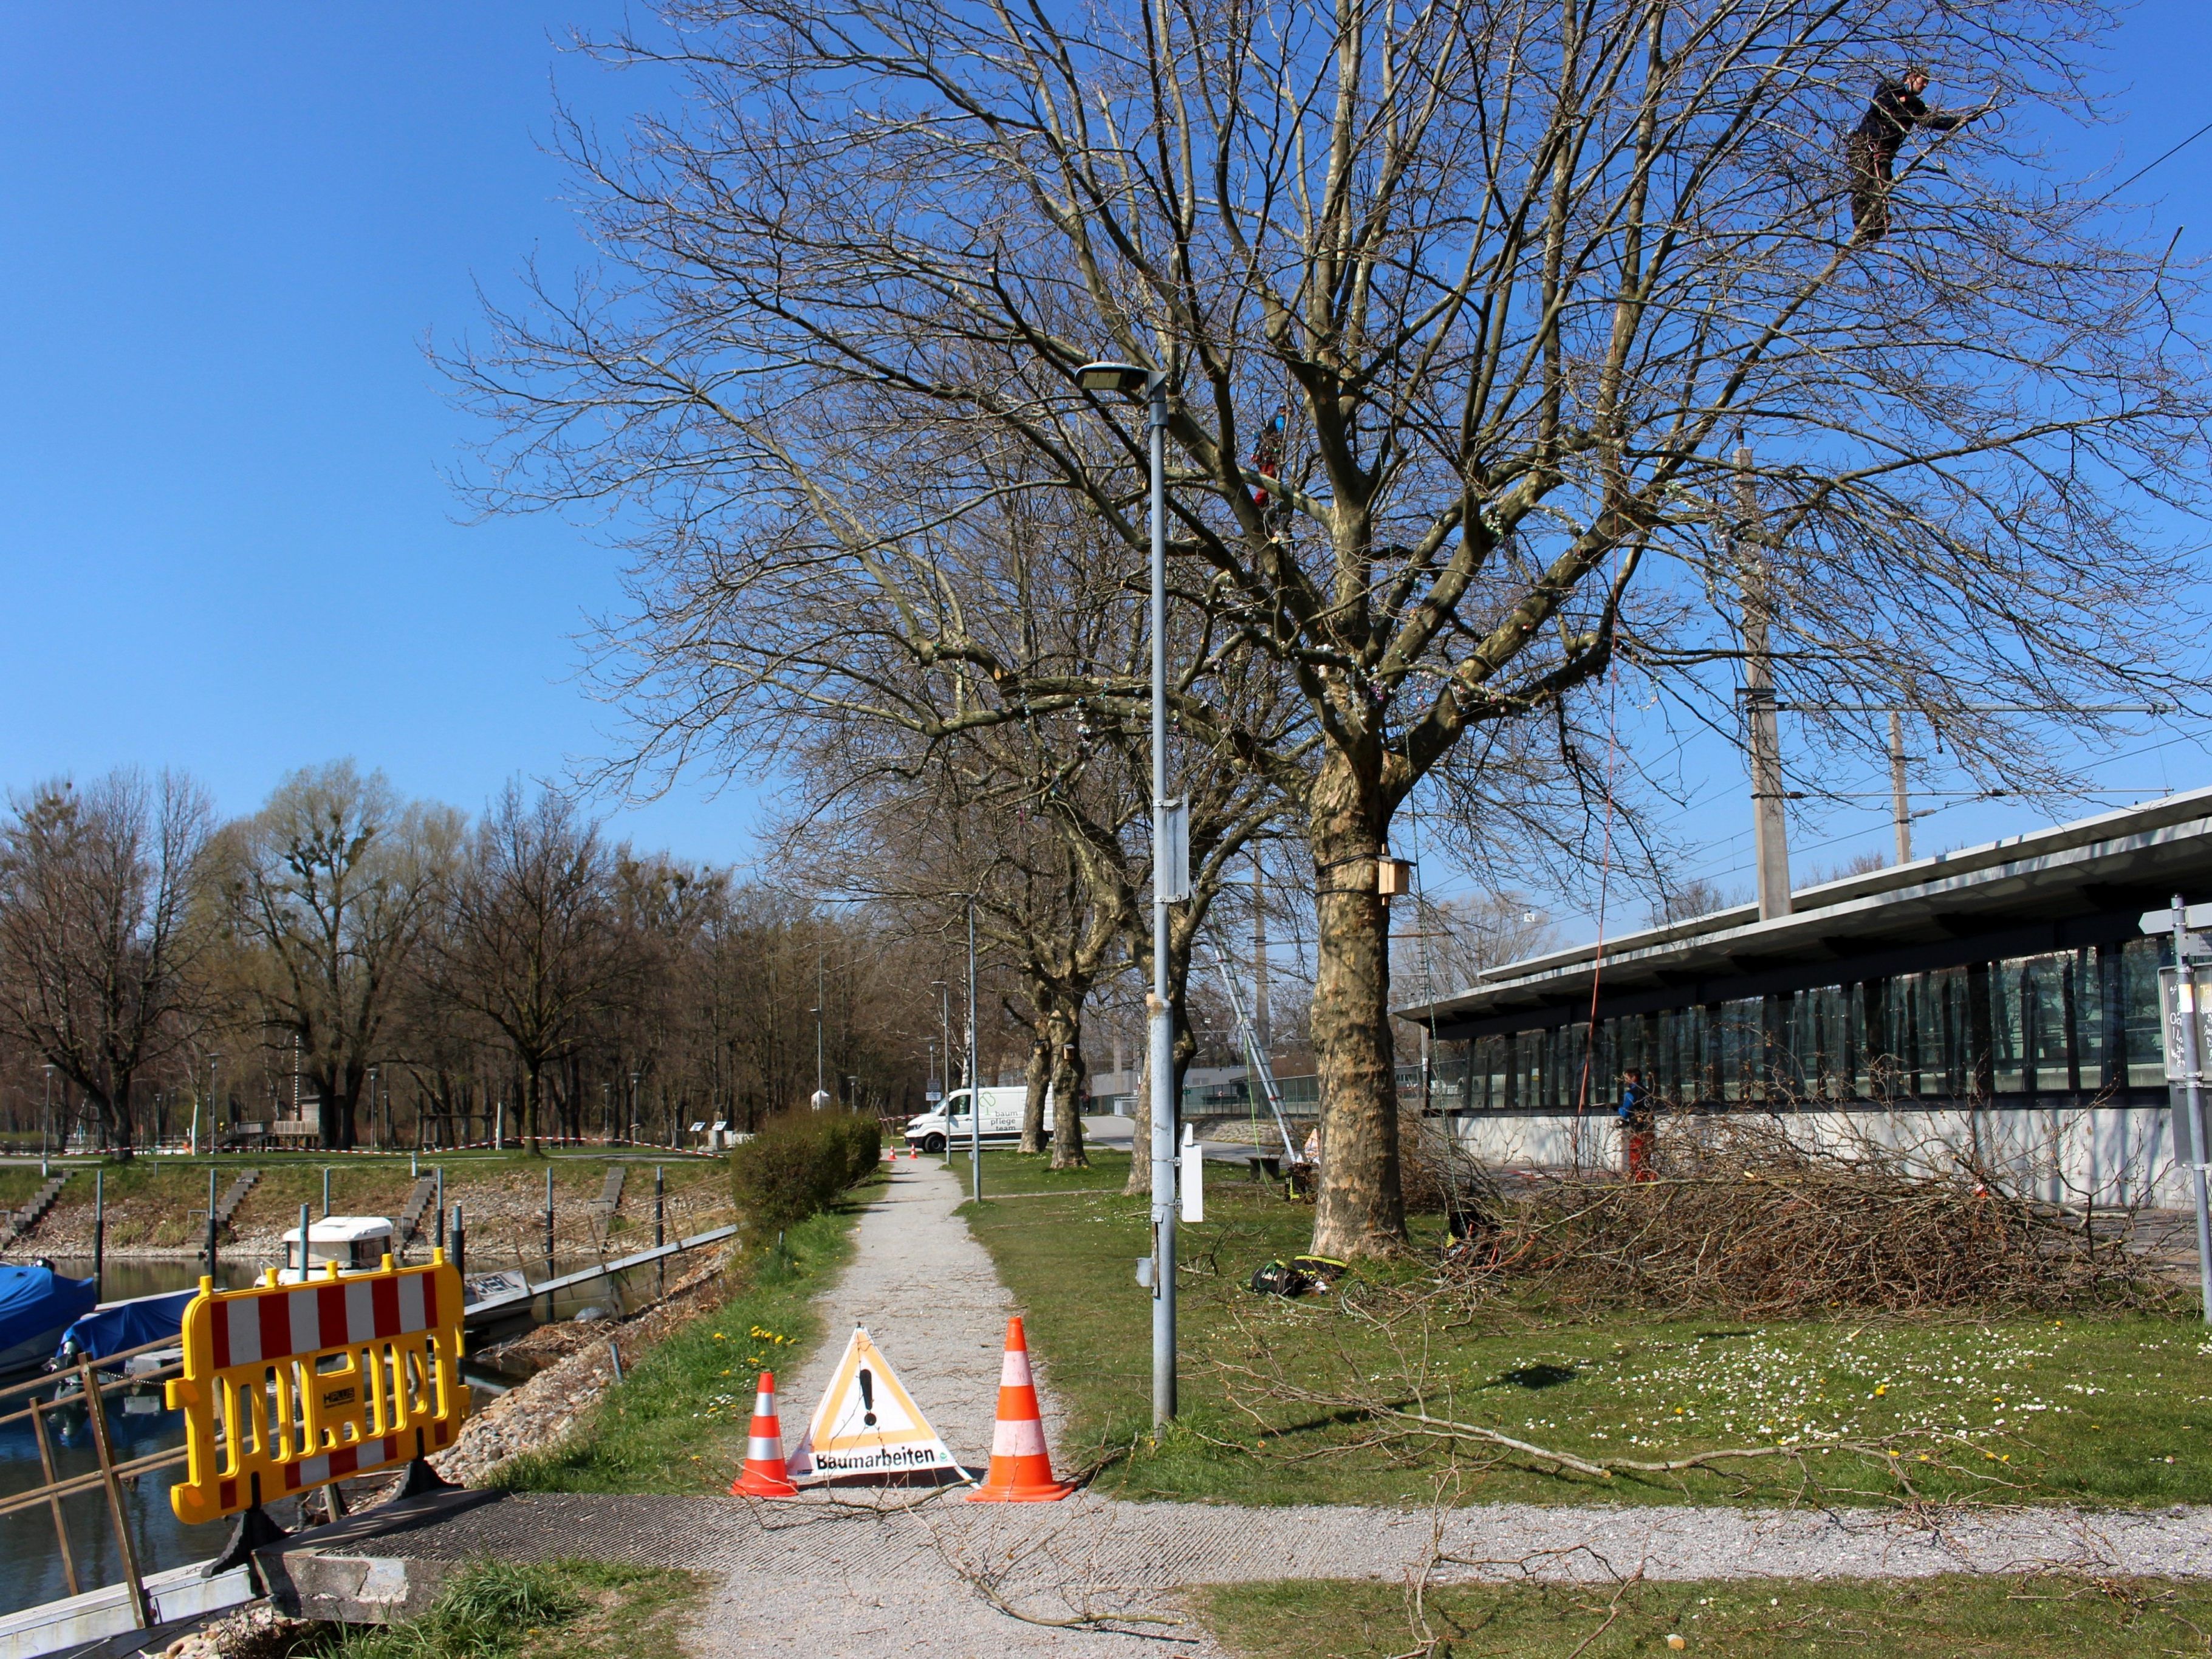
[2124,936,2169,1089]
[1717,997,1761,1101]
[2027,956,2067,1088]
[1990,959,2025,1096]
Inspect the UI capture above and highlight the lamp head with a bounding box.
[1076,360,1153,397]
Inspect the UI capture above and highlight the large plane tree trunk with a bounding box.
[1019,1020,1051,1155]
[1047,1000,1088,1169]
[1307,753,1406,1258]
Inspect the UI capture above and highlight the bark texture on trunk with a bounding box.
[524,1063,543,1156]
[1048,1005,1088,1169]
[1124,1048,1151,1194]
[1307,758,1406,1257]
[1019,1025,1050,1155]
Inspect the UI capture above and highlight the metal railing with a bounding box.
[1,1338,187,1629]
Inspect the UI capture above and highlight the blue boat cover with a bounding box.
[0,1264,98,1352]
[57,1287,196,1362]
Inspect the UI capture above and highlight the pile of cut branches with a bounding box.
[1424,1116,2166,1317]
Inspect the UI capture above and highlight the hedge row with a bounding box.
[730,1111,881,1236]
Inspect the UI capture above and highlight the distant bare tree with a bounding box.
[434,785,636,1155]
[217,761,462,1149]
[1648,878,1744,928]
[0,770,213,1154]
[1403,894,1560,1000]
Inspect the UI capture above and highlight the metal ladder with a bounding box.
[1205,935,1299,1162]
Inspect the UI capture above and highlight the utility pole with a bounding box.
[1734,446,1792,920]
[1889,711,1912,864]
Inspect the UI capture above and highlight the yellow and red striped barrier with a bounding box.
[166,1255,470,1523]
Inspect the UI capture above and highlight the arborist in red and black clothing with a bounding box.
[1847,65,1981,244]
[1618,1067,1658,1183]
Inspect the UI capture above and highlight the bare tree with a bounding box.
[217,761,462,1149]
[454,0,2212,1253]
[434,785,636,1155]
[0,771,213,1154]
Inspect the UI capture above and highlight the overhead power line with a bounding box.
[2108,116,2212,197]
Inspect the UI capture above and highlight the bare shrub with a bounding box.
[1436,1117,2165,1317]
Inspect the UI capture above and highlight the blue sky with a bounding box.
[0,5,750,855]
[0,2,2206,895]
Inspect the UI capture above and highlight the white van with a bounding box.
[904,1085,1055,1153]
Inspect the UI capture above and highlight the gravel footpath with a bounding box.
[330,1159,2212,1657]
[778,1157,1065,1467]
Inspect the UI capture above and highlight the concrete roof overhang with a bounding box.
[1401,787,2212,1038]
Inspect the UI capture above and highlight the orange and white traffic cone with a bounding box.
[968,1316,1071,1502]
[731,1371,800,1498]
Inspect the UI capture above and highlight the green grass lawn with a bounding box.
[490,1182,872,1494]
[959,1158,2212,1508]
[323,1559,703,1659]
[1198,1574,2212,1658]
[942,1140,1134,1197]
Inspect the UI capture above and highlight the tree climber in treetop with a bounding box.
[1249,409,1289,537]
[1847,64,1985,244]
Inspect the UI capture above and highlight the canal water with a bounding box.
[1,1249,671,1620]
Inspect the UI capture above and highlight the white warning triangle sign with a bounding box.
[787,1326,967,1485]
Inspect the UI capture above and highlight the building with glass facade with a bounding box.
[1402,791,2212,1139]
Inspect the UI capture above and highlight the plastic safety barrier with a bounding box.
[167,1254,470,1524]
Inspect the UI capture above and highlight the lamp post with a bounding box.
[932,979,952,1166]
[1075,357,1177,1426]
[810,949,832,1112]
[41,1064,53,1174]
[208,1055,221,1161]
[967,895,981,1203]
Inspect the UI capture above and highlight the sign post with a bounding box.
[2147,897,2212,1325]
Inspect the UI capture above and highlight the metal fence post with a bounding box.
[78,1357,150,1630]
[29,1395,80,1598]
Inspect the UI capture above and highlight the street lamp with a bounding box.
[1074,355,1179,1426]
[41,1064,53,1174]
[967,894,981,1202]
[810,948,833,1112]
